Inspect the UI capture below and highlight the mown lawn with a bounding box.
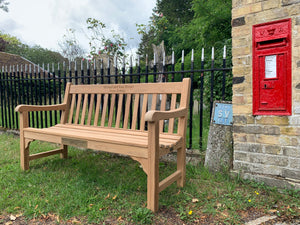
[0,132,299,224]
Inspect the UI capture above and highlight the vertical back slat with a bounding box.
[168,93,177,133]
[80,94,89,125]
[108,94,116,127]
[93,94,102,126]
[101,94,109,126]
[87,94,95,125]
[123,94,132,129]
[159,94,167,132]
[140,94,148,131]
[74,94,82,124]
[68,94,76,124]
[131,94,140,130]
[115,94,123,128]
[151,94,157,110]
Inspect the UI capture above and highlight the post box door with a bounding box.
[258,53,286,111]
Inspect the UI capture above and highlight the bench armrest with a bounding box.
[15,103,67,113]
[144,107,188,122]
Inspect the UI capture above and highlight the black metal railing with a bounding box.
[0,46,232,150]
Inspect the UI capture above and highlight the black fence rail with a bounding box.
[0,47,232,150]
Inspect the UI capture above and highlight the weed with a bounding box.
[130,207,153,224]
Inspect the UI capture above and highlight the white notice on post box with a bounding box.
[265,55,277,79]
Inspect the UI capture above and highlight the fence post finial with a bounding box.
[129,55,132,67]
[223,45,226,59]
[122,56,125,68]
[191,49,194,62]
[212,47,215,60]
[172,51,175,65]
[114,54,117,68]
[181,50,184,63]
[153,53,156,65]
[163,51,166,66]
[201,48,205,61]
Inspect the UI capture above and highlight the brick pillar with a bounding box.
[232,0,300,189]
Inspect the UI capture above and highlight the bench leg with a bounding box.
[60,144,68,159]
[20,138,31,171]
[177,143,186,187]
[147,121,159,212]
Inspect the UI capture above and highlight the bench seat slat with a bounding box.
[24,125,182,149]
[56,124,181,140]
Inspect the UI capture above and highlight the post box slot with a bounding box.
[257,38,286,49]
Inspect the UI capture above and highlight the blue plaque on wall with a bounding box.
[213,102,233,126]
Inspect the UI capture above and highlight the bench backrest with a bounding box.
[60,78,191,134]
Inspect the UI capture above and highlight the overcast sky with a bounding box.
[0,0,156,54]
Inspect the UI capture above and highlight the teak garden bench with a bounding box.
[15,78,191,212]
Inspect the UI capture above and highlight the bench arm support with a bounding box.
[144,107,188,122]
[15,103,67,113]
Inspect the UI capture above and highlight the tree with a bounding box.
[0,0,9,12]
[85,18,126,60]
[1,32,65,65]
[0,37,8,51]
[137,0,194,59]
[59,28,85,61]
[156,0,193,27]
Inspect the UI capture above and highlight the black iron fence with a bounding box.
[0,47,232,150]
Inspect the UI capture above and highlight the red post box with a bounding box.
[252,19,291,115]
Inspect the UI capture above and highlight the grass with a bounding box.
[0,132,299,224]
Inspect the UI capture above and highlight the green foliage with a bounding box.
[86,18,126,59]
[130,207,153,224]
[137,0,232,60]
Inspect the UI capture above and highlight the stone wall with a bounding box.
[232,0,300,189]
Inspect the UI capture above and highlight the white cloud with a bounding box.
[0,0,156,53]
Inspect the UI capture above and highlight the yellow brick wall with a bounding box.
[232,0,300,182]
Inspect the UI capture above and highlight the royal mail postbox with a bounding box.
[252,19,291,115]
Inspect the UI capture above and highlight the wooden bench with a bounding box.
[15,78,191,212]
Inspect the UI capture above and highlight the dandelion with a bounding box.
[188,210,193,215]
[255,191,259,195]
[248,199,251,203]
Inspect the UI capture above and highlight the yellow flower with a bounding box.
[188,210,193,215]
[255,191,259,195]
[248,199,251,203]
